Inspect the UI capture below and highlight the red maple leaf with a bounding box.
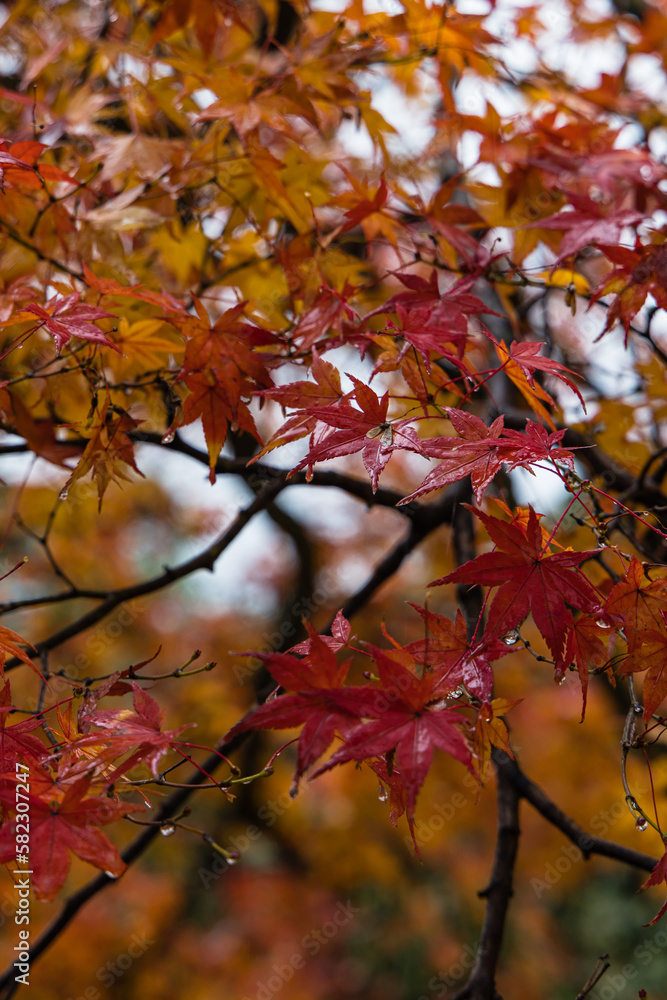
[399,412,574,506]
[289,375,427,491]
[73,682,192,779]
[592,242,667,338]
[404,604,509,702]
[314,645,473,819]
[640,847,667,925]
[524,194,644,262]
[563,612,616,719]
[502,339,585,409]
[0,682,47,774]
[432,506,600,666]
[0,776,142,900]
[289,609,356,654]
[375,301,473,378]
[291,284,358,351]
[0,624,42,680]
[225,627,357,790]
[22,293,119,355]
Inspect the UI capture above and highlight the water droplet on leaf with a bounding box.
[104,870,119,879]
[556,675,566,686]
[58,488,69,501]
[636,817,648,832]
[634,705,643,715]
[162,430,175,444]
[377,783,388,803]
[160,824,176,837]
[502,629,519,646]
[226,852,240,866]
[596,619,611,629]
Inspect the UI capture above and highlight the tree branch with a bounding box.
[453,756,521,1000]
[4,479,286,670]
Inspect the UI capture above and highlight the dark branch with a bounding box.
[4,479,286,670]
[504,756,658,873]
[452,754,521,1000]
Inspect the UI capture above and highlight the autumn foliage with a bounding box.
[3,0,667,997]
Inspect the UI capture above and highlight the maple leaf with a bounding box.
[371,301,473,380]
[291,284,358,352]
[401,411,510,505]
[0,777,142,900]
[604,557,667,654]
[0,682,47,773]
[524,195,644,262]
[289,609,356,654]
[432,506,600,666]
[258,350,344,413]
[314,645,474,819]
[74,682,193,780]
[289,376,427,491]
[499,339,585,409]
[404,605,509,702]
[63,399,144,509]
[563,612,616,719]
[250,352,346,461]
[591,241,667,338]
[472,698,519,781]
[399,412,574,506]
[82,263,186,313]
[619,617,667,722]
[640,846,667,925]
[174,297,276,481]
[225,627,356,790]
[21,293,119,355]
[0,145,37,191]
[490,337,559,429]
[0,624,41,680]
[3,389,82,469]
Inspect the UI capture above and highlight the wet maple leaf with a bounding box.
[404,604,509,702]
[371,301,473,380]
[289,609,356,655]
[22,293,118,355]
[259,351,344,411]
[225,627,356,790]
[433,506,600,666]
[620,618,667,722]
[500,339,585,409]
[399,412,574,506]
[315,646,474,819]
[472,698,519,781]
[402,411,509,505]
[0,777,142,900]
[289,376,427,491]
[74,682,192,780]
[563,612,616,719]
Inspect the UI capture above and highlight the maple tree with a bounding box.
[4,0,667,997]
